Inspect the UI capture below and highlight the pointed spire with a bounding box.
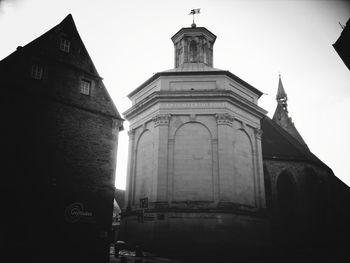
[276,74,288,112]
[272,75,308,148]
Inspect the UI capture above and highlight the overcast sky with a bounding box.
[1,0,349,189]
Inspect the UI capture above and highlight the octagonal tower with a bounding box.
[121,24,270,258]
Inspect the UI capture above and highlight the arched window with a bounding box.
[263,166,272,210]
[189,40,198,62]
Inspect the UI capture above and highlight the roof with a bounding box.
[0,14,123,123]
[128,66,263,98]
[272,76,306,147]
[276,75,287,100]
[171,27,217,43]
[261,116,330,170]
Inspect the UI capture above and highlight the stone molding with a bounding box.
[189,113,197,121]
[153,114,171,127]
[254,128,263,140]
[127,129,135,137]
[215,113,234,126]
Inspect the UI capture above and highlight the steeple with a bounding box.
[272,75,308,148]
[171,26,216,68]
[276,74,288,111]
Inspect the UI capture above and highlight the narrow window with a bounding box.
[60,38,71,53]
[31,64,43,80]
[189,40,198,62]
[80,79,91,95]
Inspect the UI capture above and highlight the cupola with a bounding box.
[171,26,216,68]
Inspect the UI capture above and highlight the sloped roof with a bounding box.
[272,76,306,147]
[0,14,123,122]
[272,104,307,147]
[261,116,330,170]
[128,67,263,98]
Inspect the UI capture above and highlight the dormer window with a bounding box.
[80,79,91,95]
[60,38,71,53]
[31,64,43,80]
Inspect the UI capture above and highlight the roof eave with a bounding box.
[127,70,263,98]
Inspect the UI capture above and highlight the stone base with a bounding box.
[119,210,271,259]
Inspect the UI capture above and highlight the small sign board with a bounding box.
[140,197,148,208]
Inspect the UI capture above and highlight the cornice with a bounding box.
[123,90,267,121]
[127,70,263,98]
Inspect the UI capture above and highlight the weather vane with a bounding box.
[189,8,200,27]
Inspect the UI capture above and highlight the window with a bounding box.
[189,40,198,62]
[31,64,43,80]
[60,38,71,53]
[80,80,91,95]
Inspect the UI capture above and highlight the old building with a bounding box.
[262,76,350,261]
[0,14,123,263]
[120,24,350,261]
[333,18,350,70]
[121,24,268,260]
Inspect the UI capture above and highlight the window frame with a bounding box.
[30,63,44,80]
[80,79,91,96]
[59,38,71,53]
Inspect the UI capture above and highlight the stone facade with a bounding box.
[121,25,270,258]
[120,24,350,261]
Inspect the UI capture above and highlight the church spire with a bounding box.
[272,75,308,148]
[276,74,288,111]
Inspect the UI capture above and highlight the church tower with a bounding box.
[121,23,270,257]
[272,75,307,147]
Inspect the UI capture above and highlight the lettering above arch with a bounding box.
[173,122,213,201]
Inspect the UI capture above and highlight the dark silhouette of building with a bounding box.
[262,76,350,262]
[0,14,123,263]
[333,18,350,70]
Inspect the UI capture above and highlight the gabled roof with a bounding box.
[0,14,123,122]
[261,116,330,170]
[272,103,307,147]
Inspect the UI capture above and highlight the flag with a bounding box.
[189,8,200,15]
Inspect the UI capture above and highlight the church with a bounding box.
[120,22,350,261]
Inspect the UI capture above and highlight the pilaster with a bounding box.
[152,114,171,204]
[254,127,266,208]
[125,129,135,208]
[216,113,235,202]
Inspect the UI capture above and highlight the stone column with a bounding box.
[152,114,171,207]
[215,113,235,203]
[125,129,135,208]
[254,128,266,209]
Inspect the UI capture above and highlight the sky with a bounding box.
[1,0,349,189]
